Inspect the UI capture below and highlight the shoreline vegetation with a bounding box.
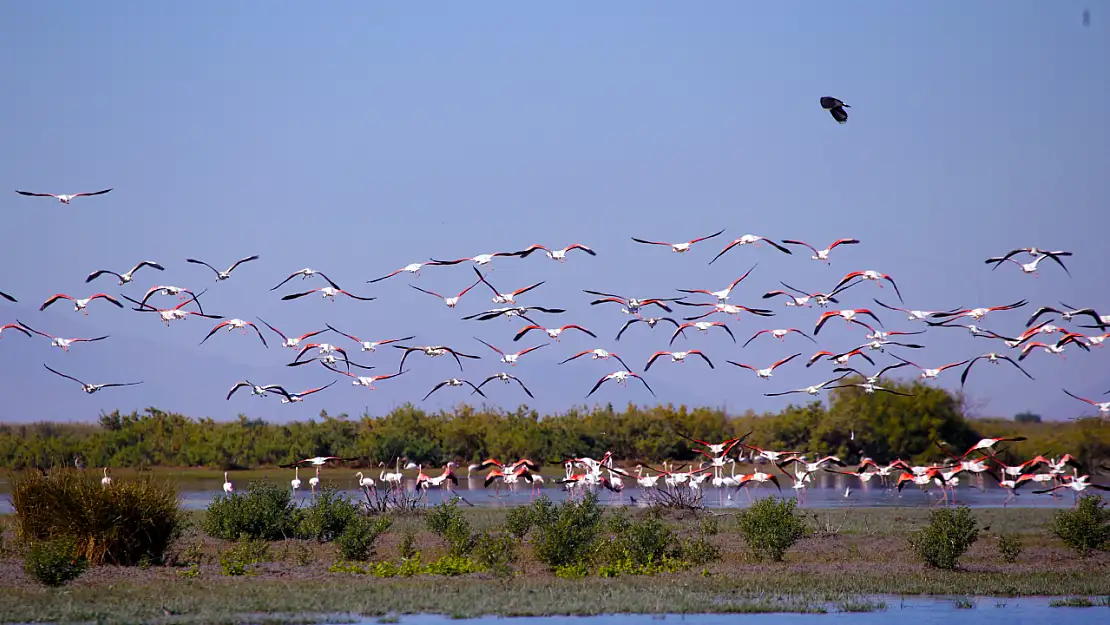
[2,380,1108,472]
[2,499,1109,624]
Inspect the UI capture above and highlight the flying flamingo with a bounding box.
[986,248,1072,276]
[614,316,680,341]
[409,279,481,308]
[472,267,545,304]
[807,349,875,368]
[1025,303,1104,327]
[742,328,817,348]
[764,373,850,397]
[1062,389,1110,417]
[367,261,452,283]
[586,371,655,398]
[560,348,632,370]
[930,300,1028,322]
[727,353,801,380]
[474,337,547,365]
[85,260,164,286]
[226,381,291,400]
[644,350,714,370]
[959,353,1033,387]
[186,255,259,281]
[200,319,268,347]
[138,285,201,308]
[474,372,535,398]
[325,324,414,353]
[709,234,792,265]
[270,268,339,291]
[890,354,969,381]
[43,364,142,394]
[675,265,759,303]
[675,301,775,321]
[584,290,683,316]
[121,291,219,325]
[394,344,481,371]
[428,250,523,268]
[631,228,725,253]
[16,320,108,352]
[281,287,376,302]
[987,253,1071,277]
[424,378,487,401]
[15,188,112,203]
[255,318,329,349]
[813,309,883,335]
[514,243,597,262]
[762,280,858,309]
[513,320,596,342]
[276,382,336,404]
[279,455,361,468]
[834,270,904,304]
[873,299,960,322]
[780,238,859,263]
[669,321,736,345]
[324,363,408,389]
[1018,341,1070,361]
[40,293,123,315]
[828,380,913,396]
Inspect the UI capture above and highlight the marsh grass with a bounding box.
[11,468,183,565]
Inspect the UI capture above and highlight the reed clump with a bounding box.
[12,468,183,566]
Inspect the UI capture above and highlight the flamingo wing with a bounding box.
[39,294,72,311]
[85,270,121,284]
[688,228,725,244]
[281,290,317,301]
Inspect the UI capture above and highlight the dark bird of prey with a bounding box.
[820,96,850,124]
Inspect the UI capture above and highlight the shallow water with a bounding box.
[328,597,1107,625]
[0,471,1083,514]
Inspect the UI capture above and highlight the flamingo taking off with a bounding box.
[16,188,112,203]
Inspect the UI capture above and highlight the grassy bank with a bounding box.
[2,507,1108,624]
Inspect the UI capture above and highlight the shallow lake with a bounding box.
[0,471,1086,514]
[325,596,1107,625]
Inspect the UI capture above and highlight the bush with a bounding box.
[13,469,183,566]
[337,516,392,561]
[1051,495,1110,557]
[909,505,980,570]
[299,487,358,542]
[736,496,808,562]
[24,537,87,587]
[218,537,270,576]
[604,511,678,568]
[398,526,418,560]
[682,535,721,565]
[473,531,518,577]
[531,492,604,569]
[997,534,1023,563]
[203,480,300,541]
[425,499,476,557]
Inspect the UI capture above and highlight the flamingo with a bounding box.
[291,467,302,495]
[513,321,596,342]
[873,299,960,322]
[462,305,567,322]
[829,380,914,396]
[40,293,123,314]
[676,264,758,303]
[325,363,408,389]
[631,228,725,253]
[16,188,112,203]
[277,381,336,404]
[669,321,736,345]
[0,323,31,339]
[586,371,655,398]
[820,96,850,123]
[380,459,404,489]
[834,270,904,304]
[514,243,597,262]
[813,308,883,335]
[519,243,596,262]
[735,471,783,498]
[226,380,290,400]
[807,349,875,368]
[987,253,1071,277]
[221,471,234,494]
[675,301,775,321]
[121,292,218,325]
[395,344,481,371]
[186,255,259,281]
[1018,341,1070,361]
[584,290,683,316]
[85,260,164,286]
[138,285,201,308]
[890,354,970,381]
[614,316,680,341]
[282,287,375,302]
[367,261,452,283]
[270,268,339,291]
[428,251,523,268]
[781,238,859,263]
[742,328,817,348]
[709,234,792,265]
[472,267,545,304]
[1062,389,1110,416]
[43,364,141,394]
[930,300,1028,322]
[764,373,850,397]
[560,348,632,370]
[355,471,376,494]
[200,319,268,347]
[1026,303,1104,327]
[254,318,329,349]
[959,353,1033,387]
[407,279,481,308]
[101,467,112,487]
[727,353,801,380]
[16,320,108,352]
[474,372,535,398]
[644,350,714,370]
[474,337,547,366]
[279,455,361,468]
[325,324,413,353]
[308,467,321,495]
[983,471,1035,506]
[986,248,1072,276]
[424,378,487,401]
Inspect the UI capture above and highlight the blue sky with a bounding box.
[1,2,1106,423]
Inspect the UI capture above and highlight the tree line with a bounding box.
[2,379,1107,471]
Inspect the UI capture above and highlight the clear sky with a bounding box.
[1,1,1106,423]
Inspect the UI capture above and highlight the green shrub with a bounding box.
[398,526,418,560]
[24,537,87,587]
[1051,495,1110,557]
[553,562,589,579]
[203,480,300,541]
[605,511,678,568]
[474,530,518,577]
[682,535,721,565]
[13,468,183,566]
[909,505,980,570]
[425,499,476,557]
[424,554,483,576]
[337,516,392,561]
[736,496,808,562]
[699,516,720,536]
[299,487,358,542]
[997,534,1023,563]
[505,504,537,540]
[531,492,604,569]
[218,537,270,576]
